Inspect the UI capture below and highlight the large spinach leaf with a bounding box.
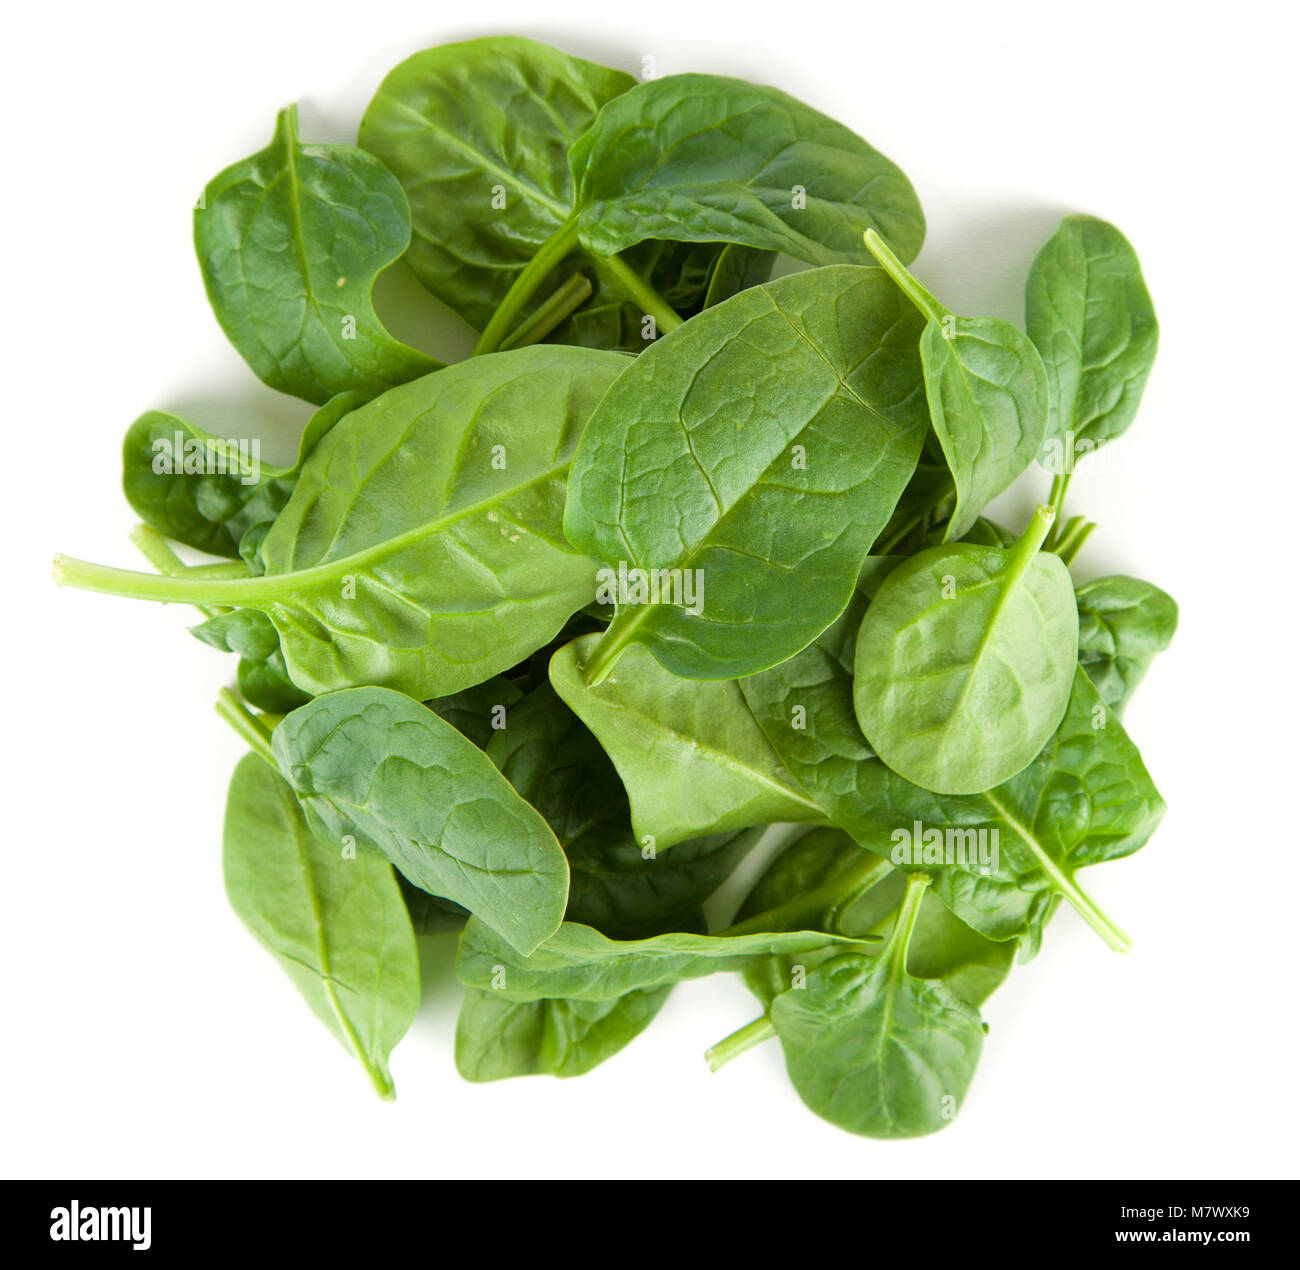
[62,347,627,699]
[358,37,635,332]
[865,230,1049,539]
[223,753,419,1098]
[195,107,438,404]
[1076,575,1177,713]
[550,635,824,848]
[1026,215,1158,463]
[854,505,1078,794]
[271,687,569,956]
[570,75,925,264]
[564,265,929,681]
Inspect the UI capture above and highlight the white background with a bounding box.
[4,0,1296,1180]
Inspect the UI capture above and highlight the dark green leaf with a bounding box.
[1076,575,1177,713]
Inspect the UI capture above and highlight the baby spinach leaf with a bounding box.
[768,876,985,1138]
[458,917,868,1002]
[223,753,419,1099]
[854,505,1078,794]
[397,878,469,935]
[1025,216,1158,460]
[455,984,670,1081]
[196,107,439,404]
[122,392,361,558]
[564,265,929,681]
[865,230,1049,540]
[358,37,635,332]
[734,828,1014,1012]
[702,243,777,308]
[550,635,824,848]
[853,669,1163,953]
[62,347,627,699]
[570,74,925,266]
[191,608,310,713]
[271,686,570,956]
[486,682,760,937]
[1076,575,1178,713]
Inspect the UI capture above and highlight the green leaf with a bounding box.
[122,392,361,558]
[1076,575,1178,713]
[455,985,670,1081]
[458,917,867,1002]
[570,75,925,265]
[271,687,569,956]
[1026,215,1158,461]
[734,827,1013,1010]
[854,505,1078,794]
[565,265,929,681]
[486,682,760,937]
[358,37,635,332]
[865,230,1049,540]
[550,635,824,848]
[769,877,985,1138]
[222,753,419,1099]
[69,347,627,699]
[702,243,777,308]
[195,107,438,404]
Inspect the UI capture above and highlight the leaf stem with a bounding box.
[474,214,582,355]
[215,687,277,767]
[1006,504,1055,580]
[130,525,226,619]
[1043,472,1072,546]
[863,229,946,324]
[704,1015,777,1072]
[1052,517,1096,567]
[500,273,594,350]
[886,873,930,978]
[53,554,270,606]
[594,254,684,334]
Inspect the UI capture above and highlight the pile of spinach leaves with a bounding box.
[53,36,1173,1139]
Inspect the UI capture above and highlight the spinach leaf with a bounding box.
[768,875,985,1138]
[455,985,670,1081]
[1026,215,1158,463]
[486,682,760,937]
[854,505,1078,794]
[1076,575,1178,713]
[570,75,925,266]
[865,230,1049,540]
[122,392,361,558]
[550,634,824,848]
[223,753,419,1098]
[60,346,627,699]
[358,37,635,332]
[564,265,929,681]
[457,917,869,1002]
[196,107,439,404]
[271,686,570,956]
[191,608,310,713]
[702,243,777,308]
[733,827,1014,1011]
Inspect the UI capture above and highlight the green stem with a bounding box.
[862,229,946,324]
[474,215,582,355]
[215,687,276,767]
[1044,472,1072,546]
[594,254,683,335]
[886,873,930,979]
[719,851,893,938]
[705,1016,777,1072]
[1053,518,1096,567]
[53,555,272,606]
[500,273,594,350]
[1006,504,1055,580]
